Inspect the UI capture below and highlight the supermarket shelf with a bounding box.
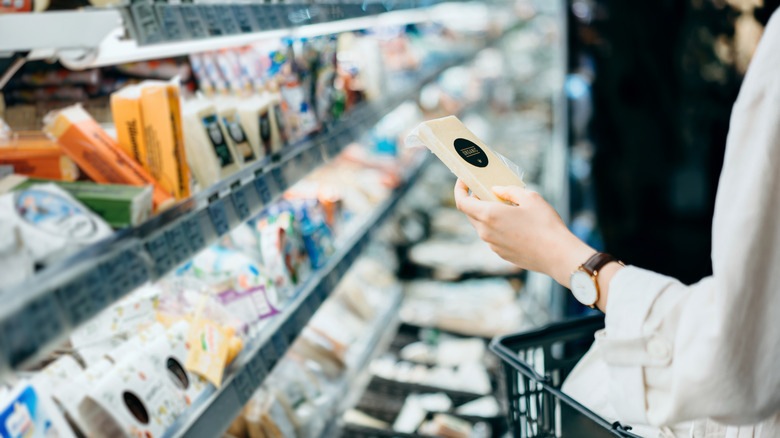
[163,153,431,438]
[316,290,403,438]
[0,50,474,377]
[0,1,470,70]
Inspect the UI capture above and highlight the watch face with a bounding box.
[570,270,598,306]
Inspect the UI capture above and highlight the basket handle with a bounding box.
[489,336,551,383]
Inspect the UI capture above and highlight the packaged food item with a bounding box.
[418,413,473,438]
[237,95,276,158]
[0,183,113,267]
[140,82,191,200]
[12,178,152,228]
[0,382,76,438]
[181,100,242,189]
[184,295,232,387]
[216,101,258,167]
[111,85,149,165]
[406,115,525,202]
[78,353,187,438]
[43,104,174,211]
[342,409,389,429]
[0,132,79,181]
[0,220,33,287]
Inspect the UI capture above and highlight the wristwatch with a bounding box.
[570,252,625,309]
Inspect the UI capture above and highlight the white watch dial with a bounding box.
[570,270,598,306]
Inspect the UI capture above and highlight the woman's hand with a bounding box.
[453,179,595,288]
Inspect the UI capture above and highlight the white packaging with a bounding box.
[0,220,33,288]
[216,101,259,167]
[0,381,76,438]
[78,353,187,438]
[182,100,242,188]
[237,95,276,159]
[0,184,113,267]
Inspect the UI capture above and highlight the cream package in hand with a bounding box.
[405,116,525,202]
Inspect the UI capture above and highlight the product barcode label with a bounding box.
[183,216,206,252]
[254,173,273,204]
[56,279,92,326]
[166,224,191,265]
[180,5,208,39]
[146,232,174,277]
[199,5,225,36]
[130,3,164,45]
[215,5,241,34]
[156,4,187,41]
[249,4,270,30]
[232,368,256,405]
[208,198,230,236]
[271,167,286,194]
[231,5,257,32]
[232,184,251,221]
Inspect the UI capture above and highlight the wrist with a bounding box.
[549,231,595,288]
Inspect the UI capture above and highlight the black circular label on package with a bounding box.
[453,138,488,168]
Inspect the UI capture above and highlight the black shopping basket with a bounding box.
[490,315,640,437]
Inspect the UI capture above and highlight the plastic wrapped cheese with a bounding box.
[406,116,524,202]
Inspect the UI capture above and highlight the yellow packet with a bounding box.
[185,296,230,387]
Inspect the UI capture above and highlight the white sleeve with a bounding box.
[596,10,780,427]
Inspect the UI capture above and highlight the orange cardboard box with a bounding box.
[43,104,175,211]
[0,133,79,181]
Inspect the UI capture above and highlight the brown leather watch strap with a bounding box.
[581,252,621,275]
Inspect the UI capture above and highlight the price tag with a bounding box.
[271,167,286,195]
[183,216,206,253]
[215,5,241,35]
[145,232,174,277]
[254,173,273,204]
[100,254,128,301]
[208,198,230,237]
[231,184,251,221]
[266,6,283,29]
[271,332,288,359]
[262,340,280,370]
[55,279,92,327]
[245,353,268,385]
[24,297,64,363]
[180,5,208,39]
[129,3,164,45]
[281,316,299,346]
[199,5,225,36]
[83,267,110,312]
[125,249,150,289]
[156,4,188,41]
[232,368,256,405]
[249,4,270,30]
[166,224,191,265]
[231,4,257,32]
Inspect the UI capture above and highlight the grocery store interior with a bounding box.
[0,0,776,437]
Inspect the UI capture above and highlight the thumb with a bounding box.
[492,185,526,204]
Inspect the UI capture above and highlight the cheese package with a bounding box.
[111,85,149,165]
[0,382,76,438]
[13,178,153,228]
[405,116,525,202]
[42,104,174,211]
[0,183,113,267]
[140,82,191,200]
[217,102,259,167]
[182,100,242,189]
[0,132,79,181]
[78,354,187,438]
[238,95,276,158]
